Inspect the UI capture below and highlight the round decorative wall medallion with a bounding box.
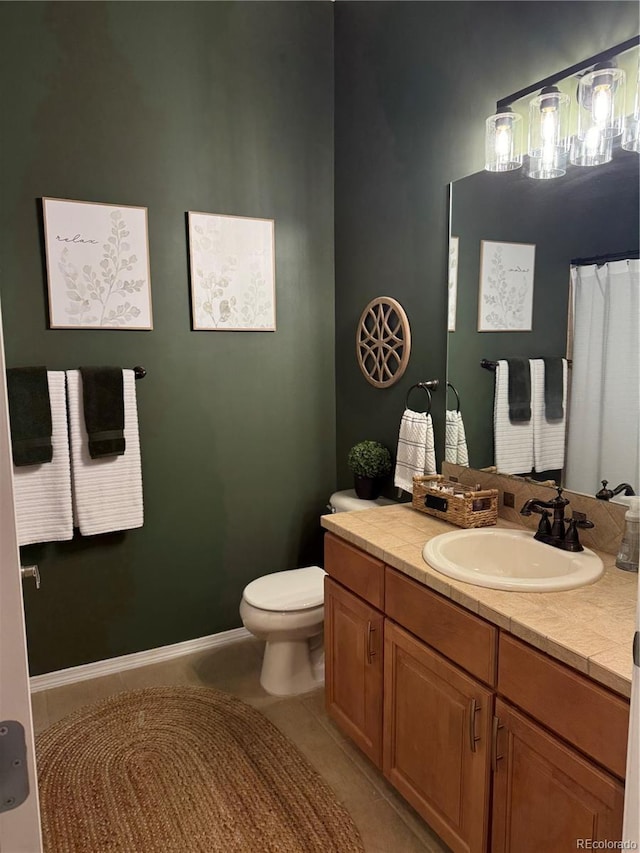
[356,296,411,388]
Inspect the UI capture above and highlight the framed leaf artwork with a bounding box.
[478,240,535,332]
[448,235,459,332]
[188,212,276,331]
[42,198,153,329]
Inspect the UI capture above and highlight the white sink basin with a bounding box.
[422,528,604,592]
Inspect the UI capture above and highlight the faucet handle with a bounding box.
[536,510,552,537]
[596,480,613,500]
[564,516,594,552]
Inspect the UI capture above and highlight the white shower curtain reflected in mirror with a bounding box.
[565,259,640,497]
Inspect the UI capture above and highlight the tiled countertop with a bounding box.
[321,503,638,699]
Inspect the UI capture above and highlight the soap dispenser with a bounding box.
[616,496,640,573]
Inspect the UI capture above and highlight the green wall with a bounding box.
[2,1,639,676]
[0,2,335,675]
[334,1,640,489]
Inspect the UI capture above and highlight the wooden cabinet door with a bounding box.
[324,577,384,766]
[491,698,625,853]
[384,620,493,853]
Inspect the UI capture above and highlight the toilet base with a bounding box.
[260,637,323,697]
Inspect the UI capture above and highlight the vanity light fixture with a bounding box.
[571,63,625,166]
[485,107,523,172]
[528,86,571,179]
[484,36,639,179]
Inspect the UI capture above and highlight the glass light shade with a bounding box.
[622,61,640,152]
[622,116,640,152]
[485,111,523,172]
[575,66,626,142]
[570,131,613,167]
[528,89,570,179]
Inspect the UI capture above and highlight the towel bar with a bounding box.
[405,379,439,414]
[446,381,460,412]
[481,358,571,371]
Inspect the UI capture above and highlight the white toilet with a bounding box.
[240,489,394,696]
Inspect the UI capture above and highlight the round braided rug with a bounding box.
[36,686,364,853]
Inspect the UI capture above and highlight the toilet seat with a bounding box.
[243,566,326,612]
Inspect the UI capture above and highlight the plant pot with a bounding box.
[354,475,380,500]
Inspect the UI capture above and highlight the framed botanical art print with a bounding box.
[42,198,153,329]
[448,235,459,332]
[478,240,535,332]
[188,211,276,331]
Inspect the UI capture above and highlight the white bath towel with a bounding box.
[12,371,73,546]
[445,409,469,466]
[531,358,567,472]
[493,360,534,475]
[67,369,143,536]
[394,408,436,493]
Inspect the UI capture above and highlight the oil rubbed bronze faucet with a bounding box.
[596,480,636,500]
[520,486,594,552]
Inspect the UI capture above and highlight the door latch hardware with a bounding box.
[0,721,29,813]
[20,565,40,589]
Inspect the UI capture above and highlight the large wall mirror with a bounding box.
[446,42,639,502]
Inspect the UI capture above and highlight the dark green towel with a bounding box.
[80,367,125,459]
[506,358,531,423]
[6,367,53,466]
[542,357,565,420]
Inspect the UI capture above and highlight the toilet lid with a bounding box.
[243,566,326,612]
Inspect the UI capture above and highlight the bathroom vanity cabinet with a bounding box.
[324,576,383,765]
[324,533,385,764]
[323,532,628,853]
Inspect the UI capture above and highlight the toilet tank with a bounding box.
[328,489,395,513]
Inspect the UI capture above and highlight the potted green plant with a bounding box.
[347,440,392,500]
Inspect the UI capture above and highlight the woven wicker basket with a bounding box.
[411,474,498,529]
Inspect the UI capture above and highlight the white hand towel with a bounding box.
[12,371,73,546]
[67,369,143,536]
[455,411,469,467]
[531,358,567,472]
[493,360,534,475]
[445,410,469,466]
[394,408,436,493]
[445,410,458,463]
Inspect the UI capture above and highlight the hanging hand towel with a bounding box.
[455,411,469,467]
[542,356,565,420]
[506,357,532,422]
[6,366,53,466]
[493,361,534,474]
[80,366,125,458]
[531,358,567,472]
[12,371,73,546]
[445,409,469,466]
[394,408,436,494]
[67,369,143,536]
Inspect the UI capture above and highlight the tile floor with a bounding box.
[31,638,451,853]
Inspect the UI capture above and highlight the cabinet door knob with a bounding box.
[366,621,376,664]
[468,698,481,752]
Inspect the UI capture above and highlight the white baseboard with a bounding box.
[30,626,253,694]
